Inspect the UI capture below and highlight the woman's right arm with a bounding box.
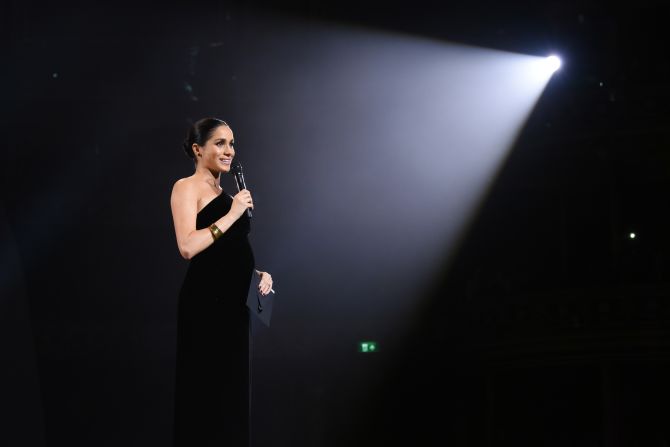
[170,180,250,260]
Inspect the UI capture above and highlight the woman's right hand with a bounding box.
[229,189,254,219]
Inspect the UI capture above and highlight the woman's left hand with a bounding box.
[257,271,273,296]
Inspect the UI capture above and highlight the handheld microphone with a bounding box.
[232,161,252,218]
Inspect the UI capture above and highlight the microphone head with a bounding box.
[231,160,243,174]
[230,159,251,218]
[231,160,247,191]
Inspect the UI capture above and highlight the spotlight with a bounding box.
[545,55,562,73]
[528,54,563,82]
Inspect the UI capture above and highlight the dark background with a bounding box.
[3,0,670,446]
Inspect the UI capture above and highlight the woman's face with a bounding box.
[194,125,235,173]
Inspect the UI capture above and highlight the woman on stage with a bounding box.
[170,117,273,446]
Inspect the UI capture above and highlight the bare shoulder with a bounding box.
[171,176,200,205]
[172,175,196,195]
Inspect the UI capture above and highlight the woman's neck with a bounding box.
[194,165,221,189]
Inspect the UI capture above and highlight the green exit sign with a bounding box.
[358,341,378,353]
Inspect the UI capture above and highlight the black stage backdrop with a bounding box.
[4,1,670,446]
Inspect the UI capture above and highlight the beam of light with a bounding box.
[211,21,562,343]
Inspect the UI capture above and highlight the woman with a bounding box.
[170,117,273,446]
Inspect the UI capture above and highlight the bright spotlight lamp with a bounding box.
[545,55,562,73]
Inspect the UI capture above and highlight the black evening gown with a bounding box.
[173,191,255,447]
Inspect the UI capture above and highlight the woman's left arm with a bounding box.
[255,270,274,295]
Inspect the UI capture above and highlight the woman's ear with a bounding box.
[193,143,202,157]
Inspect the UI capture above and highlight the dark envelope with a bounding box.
[246,274,275,331]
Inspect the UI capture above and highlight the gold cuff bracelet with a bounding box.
[209,223,223,241]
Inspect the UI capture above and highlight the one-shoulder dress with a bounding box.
[173,191,255,447]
